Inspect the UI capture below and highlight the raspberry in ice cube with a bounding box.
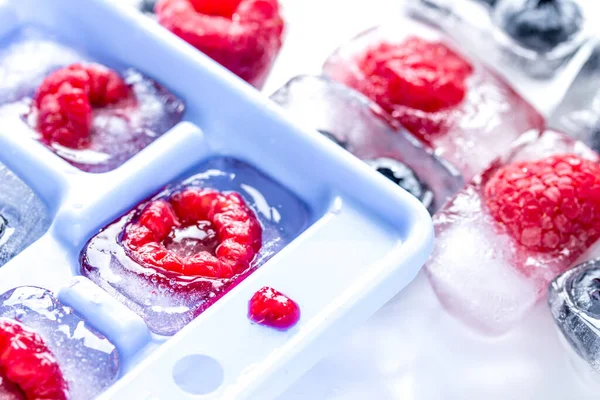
[270,75,463,213]
[156,0,284,88]
[0,286,119,400]
[426,130,600,333]
[0,28,185,173]
[24,62,184,173]
[323,22,544,178]
[81,157,310,335]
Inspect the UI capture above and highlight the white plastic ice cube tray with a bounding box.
[0,0,433,399]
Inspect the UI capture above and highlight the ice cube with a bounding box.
[323,22,544,179]
[0,28,185,173]
[81,157,310,335]
[550,57,600,153]
[0,163,49,266]
[270,75,464,213]
[426,130,600,333]
[548,258,600,376]
[0,286,119,400]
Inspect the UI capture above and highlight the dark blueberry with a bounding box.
[366,158,434,212]
[140,0,157,13]
[571,264,600,317]
[317,129,349,149]
[500,0,583,52]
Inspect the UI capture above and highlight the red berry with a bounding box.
[339,37,473,145]
[155,0,284,87]
[122,188,262,279]
[0,319,68,400]
[248,287,300,329]
[485,154,600,260]
[33,63,129,149]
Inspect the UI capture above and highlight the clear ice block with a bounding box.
[270,75,464,213]
[323,21,544,179]
[0,27,184,173]
[426,130,600,333]
[550,56,600,153]
[0,163,49,266]
[0,286,119,400]
[81,157,310,335]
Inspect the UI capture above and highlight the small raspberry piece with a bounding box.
[155,0,284,87]
[33,63,129,148]
[248,287,300,329]
[338,37,473,144]
[122,188,262,279]
[485,154,600,260]
[0,319,68,400]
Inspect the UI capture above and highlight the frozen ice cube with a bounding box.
[0,286,119,400]
[426,129,600,334]
[270,75,464,213]
[0,27,185,173]
[549,258,600,377]
[0,163,49,266]
[81,157,310,335]
[550,55,600,153]
[323,22,544,179]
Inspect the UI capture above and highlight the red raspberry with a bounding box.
[342,37,473,145]
[122,188,262,279]
[248,287,300,330]
[0,319,68,400]
[155,0,284,88]
[485,154,600,260]
[33,63,129,148]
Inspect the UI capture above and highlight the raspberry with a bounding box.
[0,319,68,400]
[344,37,473,144]
[33,63,129,148]
[248,287,300,329]
[485,154,600,259]
[122,188,262,278]
[155,0,284,88]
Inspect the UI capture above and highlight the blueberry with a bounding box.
[499,0,583,52]
[366,157,434,212]
[140,0,157,13]
[317,129,349,149]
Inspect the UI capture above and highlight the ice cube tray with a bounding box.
[0,0,433,399]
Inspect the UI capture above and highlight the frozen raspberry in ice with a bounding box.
[122,188,262,278]
[248,287,300,329]
[155,0,284,88]
[32,63,129,148]
[485,154,600,264]
[0,286,119,399]
[426,130,600,333]
[82,158,309,335]
[0,318,68,400]
[270,75,464,213]
[0,35,186,173]
[324,23,544,178]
